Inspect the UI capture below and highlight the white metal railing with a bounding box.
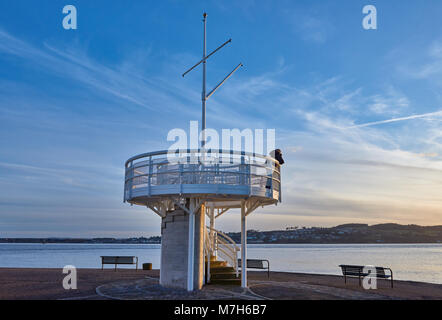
[204,227,212,258]
[204,227,212,283]
[206,226,240,277]
[124,149,281,202]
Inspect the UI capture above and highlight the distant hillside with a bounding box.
[1,223,441,244]
[0,236,161,244]
[225,223,442,244]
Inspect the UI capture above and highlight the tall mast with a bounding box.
[182,13,243,149]
[202,13,207,148]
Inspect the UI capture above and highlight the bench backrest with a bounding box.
[238,259,267,269]
[339,265,363,276]
[339,265,386,277]
[375,267,386,277]
[101,256,136,264]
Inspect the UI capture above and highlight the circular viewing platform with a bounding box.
[124,149,281,208]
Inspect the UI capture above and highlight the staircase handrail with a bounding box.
[206,226,239,251]
[206,226,239,277]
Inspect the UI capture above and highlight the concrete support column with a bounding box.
[160,201,204,291]
[160,208,189,289]
[241,200,247,288]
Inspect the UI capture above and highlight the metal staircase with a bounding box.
[204,226,241,285]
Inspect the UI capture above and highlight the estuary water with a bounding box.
[0,243,440,284]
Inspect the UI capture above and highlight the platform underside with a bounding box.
[128,194,277,210]
[126,184,279,209]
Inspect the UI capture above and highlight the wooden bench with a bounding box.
[238,259,270,278]
[339,264,393,288]
[101,256,138,271]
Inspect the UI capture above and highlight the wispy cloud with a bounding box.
[0,29,200,115]
[0,161,122,191]
[346,110,442,129]
[292,15,334,44]
[367,87,410,115]
[396,40,442,88]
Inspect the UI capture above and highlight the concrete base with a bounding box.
[160,207,204,290]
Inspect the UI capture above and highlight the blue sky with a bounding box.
[0,0,441,237]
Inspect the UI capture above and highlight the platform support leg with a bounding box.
[209,205,215,257]
[241,199,247,288]
[187,198,195,291]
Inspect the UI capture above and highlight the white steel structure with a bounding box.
[124,149,281,289]
[124,13,283,291]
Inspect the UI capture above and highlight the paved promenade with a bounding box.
[0,268,440,300]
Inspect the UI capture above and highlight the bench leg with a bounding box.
[358,274,361,286]
[101,263,103,270]
[344,274,346,284]
[115,263,117,271]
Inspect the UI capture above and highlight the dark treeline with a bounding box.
[1,224,441,244]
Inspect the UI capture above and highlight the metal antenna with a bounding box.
[182,12,243,148]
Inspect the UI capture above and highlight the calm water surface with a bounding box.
[0,243,440,284]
